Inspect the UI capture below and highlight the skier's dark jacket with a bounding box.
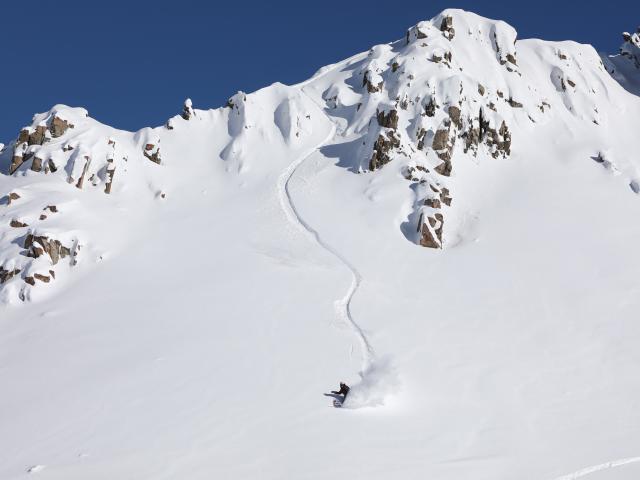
[332,383,350,398]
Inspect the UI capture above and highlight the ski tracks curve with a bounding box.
[276,125,375,371]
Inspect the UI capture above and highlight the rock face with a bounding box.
[143,143,161,164]
[24,234,73,265]
[182,98,194,120]
[0,267,21,284]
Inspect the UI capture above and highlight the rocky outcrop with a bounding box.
[50,115,73,137]
[75,155,92,189]
[432,119,456,176]
[440,15,455,40]
[182,98,194,120]
[6,192,21,205]
[363,70,384,93]
[143,143,161,164]
[24,234,73,265]
[419,212,444,248]
[376,109,399,129]
[9,219,28,228]
[369,131,400,171]
[33,272,51,283]
[0,267,21,284]
[9,148,25,174]
[104,160,116,194]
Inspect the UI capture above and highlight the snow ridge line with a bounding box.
[550,456,640,480]
[276,126,375,370]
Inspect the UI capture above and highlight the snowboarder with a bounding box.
[331,382,350,401]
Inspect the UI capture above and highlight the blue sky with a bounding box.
[1,0,637,142]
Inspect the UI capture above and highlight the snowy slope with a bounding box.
[1,8,640,480]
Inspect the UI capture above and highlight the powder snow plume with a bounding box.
[342,356,400,409]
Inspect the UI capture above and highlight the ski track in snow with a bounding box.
[550,457,640,480]
[276,125,375,370]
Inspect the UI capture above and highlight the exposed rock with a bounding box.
[44,205,58,213]
[34,273,51,283]
[10,219,28,228]
[508,97,523,108]
[478,84,486,96]
[76,156,91,189]
[50,116,72,137]
[433,122,455,175]
[440,15,455,40]
[448,106,462,128]
[416,128,428,150]
[432,128,449,151]
[440,187,452,206]
[435,159,452,176]
[6,192,21,205]
[376,109,399,129]
[143,144,161,164]
[47,159,58,173]
[0,267,21,284]
[39,214,47,221]
[31,156,44,172]
[29,124,49,146]
[369,131,400,170]
[403,164,429,181]
[425,97,437,117]
[24,276,35,286]
[18,129,30,144]
[485,120,512,158]
[418,212,444,248]
[24,234,72,265]
[363,70,383,93]
[506,53,517,65]
[424,198,441,208]
[9,151,24,174]
[182,98,194,120]
[105,161,116,194]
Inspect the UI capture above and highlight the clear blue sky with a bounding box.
[1,0,637,141]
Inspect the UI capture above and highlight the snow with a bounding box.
[1,8,640,480]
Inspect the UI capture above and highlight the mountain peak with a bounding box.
[0,10,638,304]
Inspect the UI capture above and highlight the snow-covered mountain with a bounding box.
[603,25,640,95]
[1,9,640,480]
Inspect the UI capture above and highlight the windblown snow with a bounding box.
[1,9,640,480]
